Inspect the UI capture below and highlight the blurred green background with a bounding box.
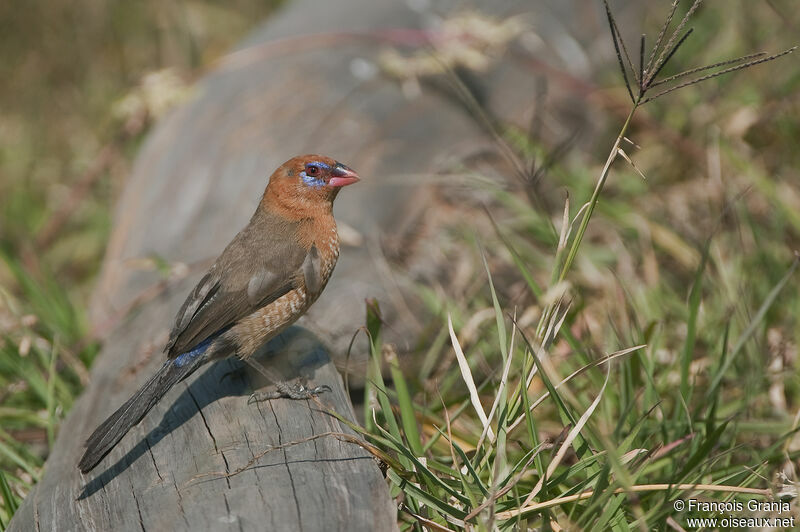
[0,1,280,525]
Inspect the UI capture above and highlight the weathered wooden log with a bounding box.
[9,0,614,529]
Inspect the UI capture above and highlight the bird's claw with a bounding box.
[247,391,278,404]
[307,384,332,396]
[247,382,332,404]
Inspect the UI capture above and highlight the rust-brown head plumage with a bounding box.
[261,154,359,219]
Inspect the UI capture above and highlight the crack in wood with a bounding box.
[269,402,303,530]
[145,438,164,482]
[172,475,191,529]
[130,481,146,532]
[186,386,231,489]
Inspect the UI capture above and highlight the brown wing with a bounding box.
[165,211,311,357]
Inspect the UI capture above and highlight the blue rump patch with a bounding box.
[173,337,213,367]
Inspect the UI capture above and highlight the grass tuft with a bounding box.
[358,1,800,529]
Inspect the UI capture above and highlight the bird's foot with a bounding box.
[247,381,332,404]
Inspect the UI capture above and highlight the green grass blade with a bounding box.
[0,469,19,527]
[681,240,709,402]
[387,345,423,456]
[46,341,59,449]
[708,256,798,396]
[480,246,508,360]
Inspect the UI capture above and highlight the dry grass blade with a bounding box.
[565,202,591,247]
[617,148,647,180]
[622,136,641,149]
[642,46,797,103]
[448,314,494,441]
[498,483,771,520]
[402,505,459,532]
[540,300,571,350]
[477,319,516,449]
[651,433,696,460]
[557,194,571,254]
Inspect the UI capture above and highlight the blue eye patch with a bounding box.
[300,161,330,188]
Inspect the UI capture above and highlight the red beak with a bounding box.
[328,163,360,187]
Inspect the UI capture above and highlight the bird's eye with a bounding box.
[307,165,318,175]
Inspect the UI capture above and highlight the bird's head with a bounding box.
[265,155,360,214]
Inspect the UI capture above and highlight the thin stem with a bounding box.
[558,104,638,282]
[497,483,771,520]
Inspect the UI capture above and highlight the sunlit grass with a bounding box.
[357,2,800,530]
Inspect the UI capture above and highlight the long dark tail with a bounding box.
[78,355,204,473]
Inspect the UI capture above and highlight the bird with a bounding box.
[78,154,360,474]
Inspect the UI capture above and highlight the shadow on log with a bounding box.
[9,0,611,529]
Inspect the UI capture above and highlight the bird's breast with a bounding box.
[227,224,340,359]
[318,225,340,280]
[299,218,340,286]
